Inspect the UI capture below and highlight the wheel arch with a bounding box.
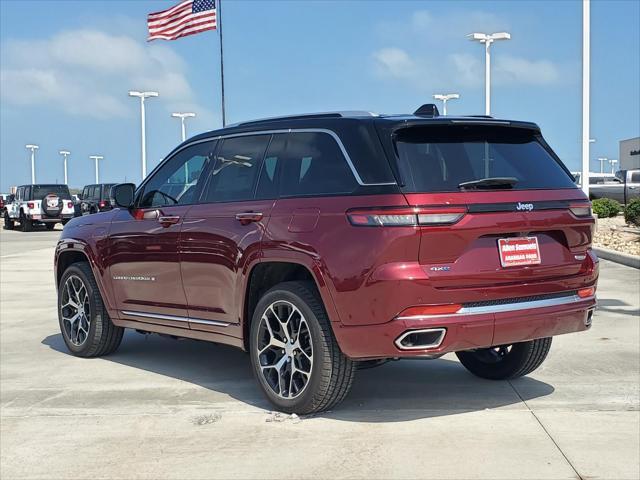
[55,242,115,312]
[241,260,339,352]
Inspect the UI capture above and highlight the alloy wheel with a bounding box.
[60,275,91,346]
[256,300,313,399]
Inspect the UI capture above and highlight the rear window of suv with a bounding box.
[393,125,577,192]
[31,185,71,200]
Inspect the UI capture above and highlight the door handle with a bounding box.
[158,215,180,227]
[235,212,263,225]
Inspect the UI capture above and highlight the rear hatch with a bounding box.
[384,121,594,295]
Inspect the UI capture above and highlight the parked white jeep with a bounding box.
[3,184,75,232]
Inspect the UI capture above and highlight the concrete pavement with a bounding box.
[1,226,638,479]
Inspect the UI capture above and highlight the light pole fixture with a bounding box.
[467,32,511,115]
[59,150,70,185]
[597,157,608,174]
[128,90,159,180]
[171,112,196,142]
[609,159,618,174]
[25,144,39,184]
[89,155,103,184]
[432,94,460,116]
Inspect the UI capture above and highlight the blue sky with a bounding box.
[1,0,639,191]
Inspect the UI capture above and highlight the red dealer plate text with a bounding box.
[498,237,541,267]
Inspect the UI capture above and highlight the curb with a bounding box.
[593,247,640,269]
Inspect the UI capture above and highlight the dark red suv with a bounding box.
[55,106,598,414]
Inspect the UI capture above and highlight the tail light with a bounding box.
[98,201,106,208]
[27,202,35,209]
[347,206,466,227]
[397,304,463,318]
[569,202,593,217]
[67,202,74,209]
[578,286,596,298]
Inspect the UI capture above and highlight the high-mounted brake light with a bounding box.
[569,202,593,218]
[27,202,35,209]
[397,304,463,318]
[347,206,466,227]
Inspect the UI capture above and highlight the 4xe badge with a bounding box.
[516,202,534,212]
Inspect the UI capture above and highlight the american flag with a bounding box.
[148,0,217,41]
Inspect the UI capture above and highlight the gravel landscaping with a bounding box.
[594,215,640,257]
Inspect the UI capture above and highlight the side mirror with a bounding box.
[110,183,136,208]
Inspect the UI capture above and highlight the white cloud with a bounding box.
[0,28,209,120]
[372,10,564,91]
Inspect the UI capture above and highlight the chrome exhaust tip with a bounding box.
[585,309,594,327]
[395,328,446,350]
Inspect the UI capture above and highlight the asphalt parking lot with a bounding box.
[1,226,638,480]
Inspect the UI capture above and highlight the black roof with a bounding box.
[187,110,541,146]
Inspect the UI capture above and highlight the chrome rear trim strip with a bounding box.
[397,294,592,320]
[121,310,230,327]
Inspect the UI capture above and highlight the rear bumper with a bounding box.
[334,293,597,359]
[28,214,74,222]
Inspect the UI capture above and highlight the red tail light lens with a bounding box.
[67,202,73,209]
[398,304,463,318]
[99,201,106,208]
[569,202,593,217]
[27,202,34,209]
[347,207,466,227]
[578,287,595,298]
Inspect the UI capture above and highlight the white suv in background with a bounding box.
[4,184,75,232]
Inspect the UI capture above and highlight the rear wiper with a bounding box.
[458,177,519,190]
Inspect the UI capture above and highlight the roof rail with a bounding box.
[467,115,494,118]
[230,111,379,128]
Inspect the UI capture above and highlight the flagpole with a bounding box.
[218,0,226,127]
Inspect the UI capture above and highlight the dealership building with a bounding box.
[620,137,640,170]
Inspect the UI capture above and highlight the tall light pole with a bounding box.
[468,32,511,115]
[25,144,39,184]
[128,90,159,180]
[59,150,70,185]
[609,159,618,174]
[432,94,460,115]
[171,112,196,142]
[597,157,608,174]
[89,155,103,184]
[581,0,591,197]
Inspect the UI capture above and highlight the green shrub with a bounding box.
[592,198,621,218]
[624,198,640,226]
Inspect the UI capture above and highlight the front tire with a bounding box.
[456,337,552,380]
[250,281,356,414]
[58,262,124,357]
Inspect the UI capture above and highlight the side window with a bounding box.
[279,132,357,197]
[16,188,22,202]
[255,134,286,200]
[24,187,31,200]
[82,187,88,200]
[631,172,640,183]
[88,186,96,200]
[204,135,270,203]
[138,141,215,208]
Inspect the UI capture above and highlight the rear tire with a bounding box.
[456,337,552,380]
[20,214,32,232]
[3,213,14,230]
[249,281,356,414]
[58,261,124,357]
